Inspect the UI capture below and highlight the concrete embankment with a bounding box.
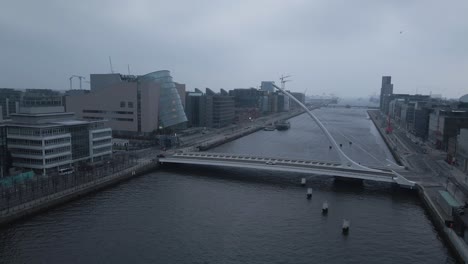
[0,161,158,227]
[367,110,403,166]
[418,185,468,263]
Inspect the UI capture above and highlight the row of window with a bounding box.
[83,110,134,115]
[94,146,112,154]
[92,131,112,138]
[14,157,43,165]
[83,116,104,120]
[10,148,42,156]
[93,138,112,146]
[45,137,71,146]
[45,155,71,165]
[120,101,134,108]
[111,118,134,122]
[8,138,42,146]
[45,146,71,155]
[8,127,69,137]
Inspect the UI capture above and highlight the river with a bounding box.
[0,108,457,263]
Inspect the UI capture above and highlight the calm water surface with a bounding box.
[0,108,457,263]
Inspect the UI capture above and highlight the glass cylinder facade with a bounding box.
[140,70,187,129]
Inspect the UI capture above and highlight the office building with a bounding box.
[428,109,468,150]
[229,88,263,108]
[260,81,275,92]
[0,88,22,119]
[0,124,8,178]
[380,76,393,112]
[6,111,112,175]
[457,129,468,173]
[185,89,235,128]
[290,92,306,109]
[66,70,187,136]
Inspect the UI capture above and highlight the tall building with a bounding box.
[185,91,206,127]
[229,88,263,108]
[428,109,468,150]
[290,92,306,109]
[380,76,393,112]
[260,81,275,92]
[185,89,235,128]
[66,70,187,136]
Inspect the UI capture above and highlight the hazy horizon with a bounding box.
[1,1,467,98]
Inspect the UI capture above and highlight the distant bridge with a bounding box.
[159,152,414,188]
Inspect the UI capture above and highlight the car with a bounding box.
[157,154,165,158]
[266,161,276,165]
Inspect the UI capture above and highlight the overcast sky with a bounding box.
[1,0,467,98]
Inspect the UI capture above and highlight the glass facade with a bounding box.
[140,70,187,129]
[68,125,90,160]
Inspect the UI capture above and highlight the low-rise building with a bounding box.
[6,111,112,175]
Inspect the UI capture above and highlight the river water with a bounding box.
[0,108,457,263]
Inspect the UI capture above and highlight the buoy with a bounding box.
[329,146,332,150]
[306,188,313,199]
[342,219,350,234]
[349,141,352,145]
[322,201,329,214]
[339,143,343,148]
[301,178,306,186]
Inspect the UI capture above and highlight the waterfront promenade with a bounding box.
[368,109,468,262]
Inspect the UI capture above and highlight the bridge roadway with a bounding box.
[159,152,415,188]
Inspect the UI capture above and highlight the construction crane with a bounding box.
[279,74,292,90]
[69,75,86,90]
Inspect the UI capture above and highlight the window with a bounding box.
[128,102,134,108]
[120,101,126,108]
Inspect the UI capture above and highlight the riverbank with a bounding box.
[368,109,468,263]
[193,109,306,151]
[0,161,158,227]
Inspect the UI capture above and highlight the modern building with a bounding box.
[0,124,8,178]
[185,89,235,128]
[290,92,306,109]
[207,95,235,128]
[66,70,187,136]
[185,91,206,127]
[0,88,22,120]
[428,109,468,150]
[260,81,275,92]
[457,129,468,173]
[380,76,393,112]
[6,111,112,175]
[229,88,263,108]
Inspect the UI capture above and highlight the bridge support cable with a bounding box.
[272,84,377,171]
[326,123,404,171]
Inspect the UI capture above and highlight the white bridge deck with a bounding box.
[159,152,415,188]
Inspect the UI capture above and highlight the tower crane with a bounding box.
[69,75,86,90]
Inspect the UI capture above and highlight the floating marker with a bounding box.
[339,143,343,148]
[349,141,352,145]
[306,188,313,199]
[342,219,350,234]
[322,201,329,214]
[329,146,332,150]
[301,178,306,186]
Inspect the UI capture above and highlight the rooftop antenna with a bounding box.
[127,64,131,75]
[109,56,114,73]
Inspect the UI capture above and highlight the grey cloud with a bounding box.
[0,0,467,98]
